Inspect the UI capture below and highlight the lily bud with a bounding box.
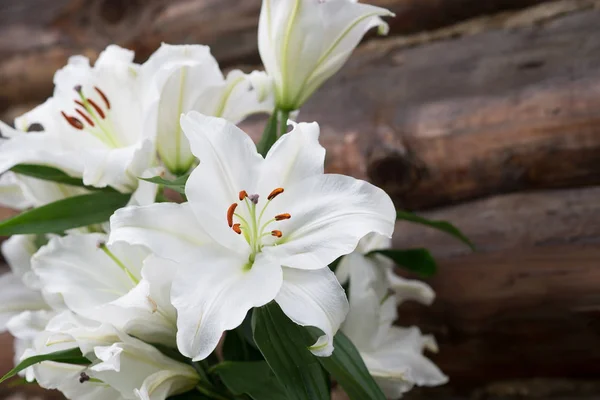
[258,0,394,111]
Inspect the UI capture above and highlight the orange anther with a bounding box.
[271,230,283,238]
[275,213,291,221]
[87,98,106,119]
[232,224,242,234]
[61,112,84,130]
[267,188,284,201]
[227,203,238,227]
[95,86,111,110]
[75,109,94,127]
[239,190,248,201]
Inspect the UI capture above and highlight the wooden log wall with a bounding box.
[2,0,600,398]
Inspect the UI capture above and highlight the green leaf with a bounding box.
[0,348,90,384]
[396,210,475,250]
[256,111,279,157]
[213,361,287,400]
[168,391,212,400]
[0,191,131,235]
[223,329,263,362]
[11,164,87,188]
[252,302,330,400]
[10,164,114,192]
[368,248,437,277]
[140,175,188,195]
[312,331,386,400]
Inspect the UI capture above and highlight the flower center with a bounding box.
[60,85,122,148]
[226,187,291,264]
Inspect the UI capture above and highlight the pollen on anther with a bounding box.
[275,213,291,221]
[232,223,242,234]
[271,230,283,238]
[75,109,95,127]
[95,86,111,110]
[61,111,84,130]
[227,203,238,227]
[87,98,106,119]
[239,190,248,201]
[268,188,284,201]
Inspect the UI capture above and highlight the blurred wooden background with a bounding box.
[2,0,600,398]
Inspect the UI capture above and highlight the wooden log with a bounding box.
[391,186,600,385]
[0,0,557,115]
[3,1,600,211]
[294,2,600,210]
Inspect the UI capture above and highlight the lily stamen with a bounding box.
[227,203,238,227]
[232,224,242,234]
[94,86,111,109]
[61,112,84,130]
[75,109,95,127]
[271,230,283,238]
[267,188,284,200]
[275,213,291,221]
[239,190,248,200]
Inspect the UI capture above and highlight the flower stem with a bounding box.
[278,109,290,138]
[256,109,279,157]
[195,384,232,400]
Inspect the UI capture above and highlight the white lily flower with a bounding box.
[32,233,177,346]
[337,233,436,306]
[0,45,156,193]
[140,43,273,174]
[109,112,395,360]
[0,172,33,209]
[17,314,124,398]
[91,333,199,400]
[22,313,198,400]
[339,234,447,398]
[0,235,66,378]
[258,0,394,110]
[0,235,53,332]
[0,273,47,332]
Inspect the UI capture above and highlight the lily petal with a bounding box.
[258,0,393,109]
[257,120,324,192]
[172,248,282,361]
[0,273,48,331]
[32,233,147,313]
[32,360,121,400]
[92,335,198,400]
[195,69,274,123]
[275,266,349,357]
[105,256,178,346]
[83,140,154,191]
[264,173,395,269]
[181,112,263,249]
[16,174,89,207]
[0,172,32,210]
[141,43,223,174]
[0,122,84,177]
[2,234,38,283]
[109,203,211,261]
[365,326,449,398]
[388,272,436,306]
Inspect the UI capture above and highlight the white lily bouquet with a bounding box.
[0,1,472,399]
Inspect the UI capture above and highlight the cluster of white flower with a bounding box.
[0,1,448,399]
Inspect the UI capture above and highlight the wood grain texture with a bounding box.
[295,3,600,210]
[391,186,600,384]
[398,244,600,385]
[0,0,555,114]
